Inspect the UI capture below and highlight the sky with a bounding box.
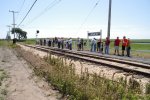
[0,0,150,39]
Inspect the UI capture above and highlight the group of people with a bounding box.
[90,37,108,54]
[91,38,103,52]
[37,36,131,57]
[77,37,84,51]
[56,37,73,50]
[38,37,73,50]
[90,36,131,57]
[114,36,131,57]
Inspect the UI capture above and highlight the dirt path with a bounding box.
[0,47,62,100]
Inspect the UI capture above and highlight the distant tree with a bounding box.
[11,28,27,40]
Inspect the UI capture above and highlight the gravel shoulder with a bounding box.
[0,46,62,100]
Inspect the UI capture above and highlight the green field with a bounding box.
[131,43,150,51]
[128,39,150,51]
[23,39,36,44]
[131,39,150,43]
[0,40,5,46]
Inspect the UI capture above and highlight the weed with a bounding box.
[16,47,149,100]
[146,83,150,94]
[1,89,7,95]
[0,69,8,100]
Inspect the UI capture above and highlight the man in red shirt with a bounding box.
[114,37,120,55]
[122,36,127,56]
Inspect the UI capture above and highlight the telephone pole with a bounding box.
[107,0,112,38]
[9,10,18,39]
[6,25,11,40]
[7,25,11,36]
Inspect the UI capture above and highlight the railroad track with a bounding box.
[20,44,150,77]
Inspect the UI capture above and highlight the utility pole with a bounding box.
[107,0,112,38]
[6,25,11,40]
[9,10,18,39]
[7,25,11,36]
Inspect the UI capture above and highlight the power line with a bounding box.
[24,0,61,27]
[16,0,26,22]
[76,0,101,33]
[17,0,38,27]
[19,0,26,12]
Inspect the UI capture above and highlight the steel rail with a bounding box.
[36,45,150,69]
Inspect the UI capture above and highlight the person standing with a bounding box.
[77,37,81,51]
[90,38,96,52]
[52,38,55,47]
[68,38,72,50]
[114,37,121,55]
[90,39,93,52]
[105,37,110,54]
[57,37,61,48]
[80,38,84,51]
[97,38,101,52]
[44,39,46,46]
[122,36,127,56]
[61,37,64,49]
[40,39,42,45]
[101,41,104,54]
[64,39,68,49]
[48,39,51,47]
[92,38,97,52]
[126,38,131,57]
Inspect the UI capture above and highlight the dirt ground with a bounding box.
[0,46,63,100]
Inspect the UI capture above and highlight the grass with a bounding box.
[16,47,150,100]
[0,39,35,47]
[23,39,36,45]
[131,39,150,43]
[44,55,150,100]
[146,84,150,94]
[0,40,6,46]
[130,43,150,51]
[0,69,8,100]
[0,40,20,49]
